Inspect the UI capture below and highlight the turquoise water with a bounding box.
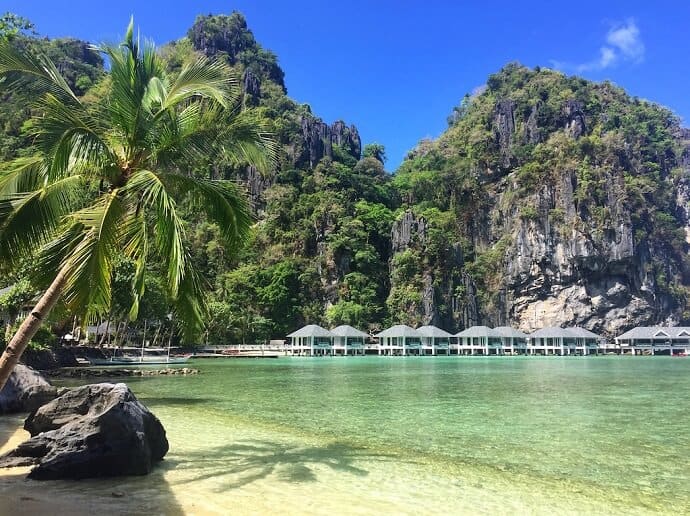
[2,356,689,514]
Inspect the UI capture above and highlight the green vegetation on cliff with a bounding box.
[2,13,690,345]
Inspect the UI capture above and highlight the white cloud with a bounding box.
[554,19,645,73]
[607,19,645,61]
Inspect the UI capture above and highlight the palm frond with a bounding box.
[152,102,221,166]
[60,190,125,321]
[122,170,187,297]
[173,259,206,342]
[218,109,278,173]
[31,93,115,179]
[100,28,162,156]
[0,38,79,104]
[121,211,148,319]
[142,76,168,115]
[157,56,238,114]
[158,173,252,248]
[32,222,85,288]
[0,175,85,265]
[0,157,46,196]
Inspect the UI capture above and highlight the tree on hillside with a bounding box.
[0,19,275,390]
[0,13,34,40]
[363,143,386,164]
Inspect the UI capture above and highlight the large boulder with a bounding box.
[0,364,57,414]
[0,383,168,479]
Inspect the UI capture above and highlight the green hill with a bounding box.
[2,13,689,343]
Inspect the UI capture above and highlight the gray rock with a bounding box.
[562,99,586,138]
[0,364,57,414]
[494,99,516,167]
[298,115,361,168]
[525,102,542,144]
[391,211,428,254]
[243,69,261,98]
[0,383,168,480]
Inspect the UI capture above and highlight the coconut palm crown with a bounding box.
[0,20,274,388]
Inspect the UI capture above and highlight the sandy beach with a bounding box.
[0,417,67,516]
[0,417,178,516]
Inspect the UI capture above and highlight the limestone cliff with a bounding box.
[394,64,690,336]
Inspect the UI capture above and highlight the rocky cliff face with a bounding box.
[395,64,690,336]
[388,211,469,329]
[296,116,361,168]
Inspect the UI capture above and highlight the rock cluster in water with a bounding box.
[0,383,169,479]
[46,367,200,379]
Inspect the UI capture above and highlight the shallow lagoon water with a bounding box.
[1,356,688,514]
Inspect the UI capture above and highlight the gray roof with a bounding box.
[493,326,529,338]
[375,325,422,338]
[568,327,602,339]
[416,325,453,338]
[530,327,602,339]
[0,286,12,297]
[455,326,502,338]
[330,325,369,338]
[286,325,334,338]
[616,326,690,340]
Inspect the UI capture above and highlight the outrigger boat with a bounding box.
[88,320,191,366]
[88,352,191,366]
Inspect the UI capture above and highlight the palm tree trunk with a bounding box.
[0,267,69,392]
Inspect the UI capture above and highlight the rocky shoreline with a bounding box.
[45,367,200,379]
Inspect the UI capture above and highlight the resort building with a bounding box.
[615,327,690,355]
[375,325,423,356]
[417,325,452,355]
[494,327,529,355]
[453,326,504,355]
[286,325,335,356]
[330,325,369,356]
[528,327,601,355]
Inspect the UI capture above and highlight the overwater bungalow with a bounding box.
[454,326,504,355]
[330,325,369,356]
[615,327,690,355]
[528,327,601,356]
[494,327,529,355]
[417,326,453,355]
[286,325,335,356]
[374,325,423,356]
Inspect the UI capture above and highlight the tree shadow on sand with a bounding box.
[0,414,187,515]
[164,440,406,492]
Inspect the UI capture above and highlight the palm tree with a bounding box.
[0,20,274,390]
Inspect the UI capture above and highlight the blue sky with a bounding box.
[5,0,690,169]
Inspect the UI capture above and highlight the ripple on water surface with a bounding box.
[2,356,688,514]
